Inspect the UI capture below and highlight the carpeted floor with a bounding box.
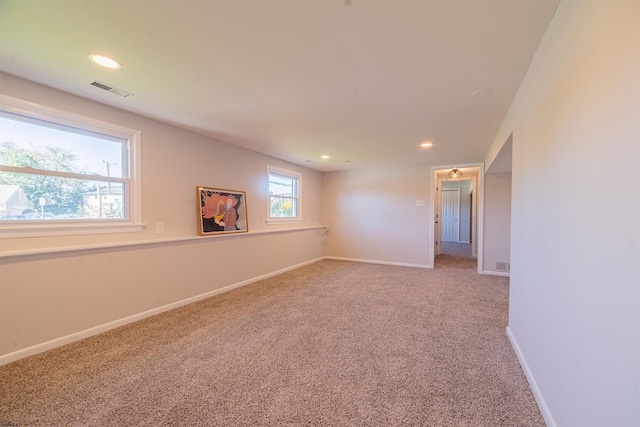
[0,258,543,426]
[441,241,473,258]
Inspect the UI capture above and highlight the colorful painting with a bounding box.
[197,187,248,235]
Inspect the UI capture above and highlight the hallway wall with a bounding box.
[488,1,640,425]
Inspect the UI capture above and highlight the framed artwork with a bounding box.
[197,187,248,235]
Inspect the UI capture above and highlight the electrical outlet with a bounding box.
[156,223,164,233]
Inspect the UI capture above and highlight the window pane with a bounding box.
[0,115,124,178]
[270,196,296,217]
[267,167,300,220]
[269,173,294,197]
[0,171,124,220]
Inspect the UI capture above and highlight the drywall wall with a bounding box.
[482,173,511,274]
[0,73,325,361]
[488,1,640,425]
[322,164,432,267]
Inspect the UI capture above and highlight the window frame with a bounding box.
[267,165,301,223]
[0,94,142,238]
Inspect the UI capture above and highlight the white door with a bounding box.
[441,189,460,242]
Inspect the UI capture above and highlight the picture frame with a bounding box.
[197,187,248,235]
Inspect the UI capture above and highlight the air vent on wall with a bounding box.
[90,81,134,97]
[496,261,510,272]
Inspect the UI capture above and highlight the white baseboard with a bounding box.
[481,269,510,277]
[0,257,324,366]
[506,326,556,427]
[324,255,432,269]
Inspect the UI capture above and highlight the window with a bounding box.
[0,95,142,237]
[268,165,301,221]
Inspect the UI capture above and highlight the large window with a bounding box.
[0,95,142,237]
[268,165,301,221]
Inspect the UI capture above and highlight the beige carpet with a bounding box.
[0,258,543,426]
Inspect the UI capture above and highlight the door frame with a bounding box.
[430,162,484,273]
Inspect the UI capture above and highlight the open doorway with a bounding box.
[441,180,473,257]
[483,133,513,276]
[430,163,484,272]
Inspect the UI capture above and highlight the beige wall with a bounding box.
[482,173,511,274]
[488,1,640,425]
[322,164,433,267]
[0,73,326,361]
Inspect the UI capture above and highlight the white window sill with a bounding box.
[265,218,302,225]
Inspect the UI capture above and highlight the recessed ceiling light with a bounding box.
[89,54,121,69]
[420,142,433,148]
[321,155,330,160]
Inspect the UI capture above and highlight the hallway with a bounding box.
[441,241,472,258]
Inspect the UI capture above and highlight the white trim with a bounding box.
[325,255,432,269]
[129,128,143,224]
[0,225,327,260]
[265,218,302,225]
[0,94,138,141]
[0,257,325,366]
[507,326,556,427]
[481,269,510,277]
[0,164,128,182]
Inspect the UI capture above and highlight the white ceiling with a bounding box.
[0,0,559,172]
